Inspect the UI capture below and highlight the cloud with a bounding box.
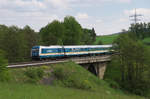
[96,19,103,23]
[0,0,146,36]
[0,0,46,11]
[0,0,132,12]
[117,0,131,3]
[76,13,89,20]
[44,0,69,9]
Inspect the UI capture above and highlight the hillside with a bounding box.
[95,34,119,44]
[0,82,145,99]
[0,62,145,99]
[96,34,150,45]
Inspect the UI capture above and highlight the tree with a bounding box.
[91,28,96,42]
[0,25,9,49]
[82,28,97,45]
[63,16,83,45]
[0,25,39,62]
[21,25,38,59]
[0,26,23,62]
[129,22,150,40]
[97,40,103,45]
[40,20,65,45]
[0,50,9,81]
[113,33,150,95]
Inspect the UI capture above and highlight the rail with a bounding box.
[8,55,111,68]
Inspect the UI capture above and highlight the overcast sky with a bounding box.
[0,0,150,35]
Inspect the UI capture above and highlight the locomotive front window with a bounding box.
[32,49,39,52]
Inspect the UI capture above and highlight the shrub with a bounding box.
[0,50,10,82]
[105,79,120,89]
[24,67,44,83]
[52,62,101,90]
[53,67,68,80]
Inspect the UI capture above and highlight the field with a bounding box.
[95,34,119,44]
[96,34,150,45]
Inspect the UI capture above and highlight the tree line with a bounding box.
[0,16,96,62]
[128,22,150,40]
[40,16,96,45]
[105,22,150,97]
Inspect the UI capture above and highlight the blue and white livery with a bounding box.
[31,45,113,59]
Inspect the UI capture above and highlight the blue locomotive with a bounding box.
[31,45,113,60]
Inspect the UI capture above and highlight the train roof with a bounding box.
[34,45,112,49]
[40,45,62,48]
[64,45,112,48]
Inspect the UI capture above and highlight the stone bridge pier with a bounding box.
[81,62,108,79]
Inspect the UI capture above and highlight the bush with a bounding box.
[97,40,103,45]
[24,67,44,83]
[52,62,102,90]
[105,79,120,89]
[0,50,10,82]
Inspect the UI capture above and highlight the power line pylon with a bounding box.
[129,9,142,24]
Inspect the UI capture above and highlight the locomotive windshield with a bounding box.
[32,48,39,52]
[31,46,40,57]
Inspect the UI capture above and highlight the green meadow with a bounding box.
[95,34,119,44]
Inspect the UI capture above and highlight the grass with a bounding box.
[143,37,150,44]
[0,82,145,99]
[95,34,119,44]
[51,61,107,90]
[0,61,146,99]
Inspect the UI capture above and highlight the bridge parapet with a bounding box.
[72,55,111,64]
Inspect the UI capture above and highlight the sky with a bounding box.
[0,0,150,35]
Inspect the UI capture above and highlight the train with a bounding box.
[31,45,113,60]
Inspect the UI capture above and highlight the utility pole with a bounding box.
[129,9,142,24]
[129,9,143,39]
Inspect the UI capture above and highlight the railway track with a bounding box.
[8,55,111,68]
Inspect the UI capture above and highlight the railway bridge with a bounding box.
[8,55,111,79]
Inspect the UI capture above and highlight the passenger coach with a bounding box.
[31,45,112,60]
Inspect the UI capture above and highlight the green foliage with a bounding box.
[3,62,147,99]
[105,79,120,89]
[108,33,150,96]
[129,22,150,40]
[0,16,97,62]
[104,57,122,82]
[0,25,38,62]
[40,20,64,45]
[0,50,10,81]
[52,61,104,90]
[24,67,44,83]
[39,16,96,45]
[82,28,96,45]
[97,40,103,45]
[63,16,83,45]
[21,25,39,59]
